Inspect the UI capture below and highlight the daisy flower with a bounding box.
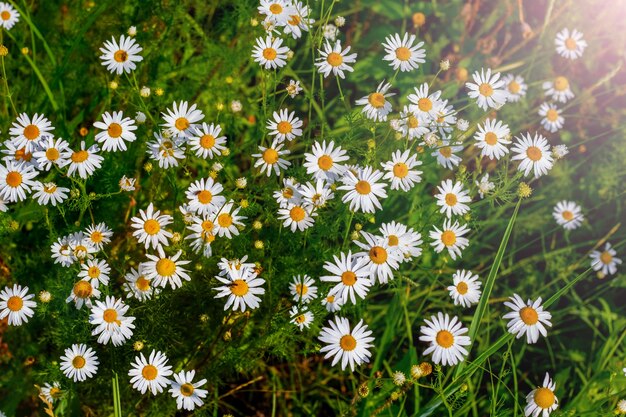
[147,132,186,169]
[322,293,344,312]
[267,108,303,142]
[252,35,290,69]
[466,68,508,111]
[0,2,20,30]
[67,142,104,179]
[300,179,334,208]
[213,201,245,238]
[511,133,554,178]
[555,28,587,60]
[474,118,511,160]
[9,113,54,152]
[283,1,314,39]
[552,144,569,160]
[188,123,227,159]
[447,270,482,308]
[185,215,216,258]
[40,382,62,404]
[321,251,372,304]
[354,231,402,284]
[273,177,301,207]
[278,202,317,232]
[258,0,296,26]
[542,76,574,103]
[85,223,113,250]
[590,242,622,276]
[434,179,471,218]
[0,284,36,326]
[431,100,457,135]
[128,350,173,395]
[552,201,584,230]
[0,161,37,202]
[31,181,69,206]
[286,79,303,98]
[432,141,463,170]
[124,266,158,302]
[476,173,495,199]
[355,80,395,122]
[60,344,99,382]
[289,274,318,303]
[395,106,430,140]
[130,203,173,250]
[1,142,38,169]
[162,101,204,139]
[66,279,101,310]
[99,35,143,75]
[538,103,564,133]
[525,373,559,417]
[503,294,552,344]
[119,175,136,191]
[143,246,191,290]
[290,305,314,330]
[315,40,357,79]
[379,221,423,262]
[303,140,349,183]
[89,296,136,346]
[338,166,388,213]
[419,312,470,366]
[185,177,225,216]
[618,399,626,414]
[429,219,470,260]
[502,74,527,102]
[0,197,7,212]
[78,258,111,288]
[68,231,98,262]
[213,267,265,312]
[252,140,291,177]
[407,83,442,120]
[51,236,73,267]
[382,32,426,72]
[93,111,137,152]
[318,316,375,371]
[169,370,209,411]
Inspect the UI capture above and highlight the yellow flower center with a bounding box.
[7,295,23,311]
[562,210,574,221]
[564,37,577,50]
[368,92,386,108]
[554,76,569,91]
[393,162,409,178]
[534,387,556,409]
[90,231,104,243]
[262,48,277,60]
[218,213,233,227]
[1,11,11,20]
[526,146,542,162]
[200,134,215,149]
[175,117,190,131]
[262,148,279,164]
[439,146,452,158]
[269,3,283,14]
[14,148,31,162]
[289,206,306,222]
[339,334,357,351]
[46,147,60,161]
[600,251,613,265]
[180,383,195,397]
[326,295,335,303]
[288,14,301,25]
[417,98,432,112]
[72,356,86,369]
[508,81,521,94]
[196,190,213,204]
[73,281,93,298]
[156,258,176,277]
[295,314,306,324]
[327,52,343,67]
[341,271,357,286]
[107,123,123,138]
[230,279,249,296]
[71,150,89,163]
[103,308,119,324]
[355,180,371,195]
[387,235,399,246]
[395,46,412,61]
[456,281,469,295]
[277,121,292,134]
[479,83,494,97]
[136,276,150,291]
[49,387,62,398]
[113,50,128,63]
[142,365,158,381]
[436,330,454,348]
[6,171,22,188]
[23,124,40,140]
[441,230,456,246]
[445,193,457,206]
[408,115,419,128]
[519,306,539,325]
[369,246,388,264]
[317,155,333,171]
[295,283,308,296]
[484,132,498,146]
[143,219,161,235]
[43,183,57,193]
[546,109,559,122]
[87,266,100,278]
[282,187,294,199]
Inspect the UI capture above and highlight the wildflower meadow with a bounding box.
[0,0,625,416]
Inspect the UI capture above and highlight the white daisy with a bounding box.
[93,111,137,152]
[188,123,227,159]
[78,258,111,288]
[300,179,334,208]
[432,141,463,170]
[147,132,186,169]
[50,236,73,267]
[1,141,38,169]
[128,350,173,395]
[40,382,62,404]
[355,80,395,122]
[283,1,314,39]
[31,182,69,206]
[303,140,349,183]
[379,221,423,262]
[9,113,54,152]
[466,68,508,111]
[124,266,159,301]
[162,101,204,139]
[267,108,303,142]
[99,35,143,75]
[213,267,265,312]
[286,79,303,98]
[511,133,554,178]
[555,28,587,60]
[130,203,173,250]
[211,202,244,238]
[258,0,296,26]
[252,35,290,69]
[322,293,344,312]
[407,83,442,120]
[67,142,104,179]
[252,140,291,177]
[447,270,482,308]
[552,201,584,230]
[338,166,388,213]
[289,274,318,304]
[502,74,527,102]
[353,231,402,285]
[278,202,316,232]
[419,312,471,366]
[119,175,136,191]
[273,177,301,207]
[474,118,511,160]
[60,344,99,382]
[321,251,371,304]
[185,177,226,216]
[66,279,101,310]
[185,215,216,258]
[68,231,98,262]
[434,179,471,218]
[169,370,209,411]
[475,173,495,199]
[0,2,20,30]
[85,223,113,250]
[429,219,471,260]
[542,76,574,103]
[382,32,426,72]
[290,305,314,330]
[0,284,36,326]
[89,296,136,346]
[538,103,564,133]
[143,246,191,290]
[318,316,375,371]
[590,242,622,276]
[0,161,37,203]
[395,106,430,140]
[431,100,457,136]
[315,40,357,79]
[524,373,559,417]
[503,294,552,344]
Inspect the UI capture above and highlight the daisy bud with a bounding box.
[390,391,400,401]
[368,216,376,224]
[79,127,89,136]
[323,24,338,41]
[616,398,626,414]
[70,188,80,199]
[354,223,362,231]
[412,12,426,27]
[200,314,209,323]
[460,383,468,392]
[517,182,532,199]
[456,67,469,83]
[235,177,247,189]
[8,220,18,231]
[419,362,432,376]
[171,232,182,244]
[410,364,423,379]
[127,26,137,37]
[440,59,450,71]
[254,240,264,249]
[250,18,259,26]
[195,263,203,271]
[21,47,29,55]
[358,383,370,398]
[222,148,230,156]
[216,103,224,111]
[155,88,164,96]
[367,139,376,149]
[240,199,249,208]
[38,290,52,303]
[140,86,151,97]
[89,192,96,199]
[223,330,232,341]
[133,341,144,351]
[109,80,118,89]
[253,220,262,230]
[230,100,242,112]
[225,76,233,84]
[0,45,8,57]
[212,162,223,172]
[209,171,218,179]
[135,111,146,124]
[350,231,360,240]
[334,16,346,27]
[456,119,469,131]
[143,162,153,173]
[286,50,294,60]
[394,132,403,141]
[552,144,569,160]
[392,371,406,386]
[597,271,606,280]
